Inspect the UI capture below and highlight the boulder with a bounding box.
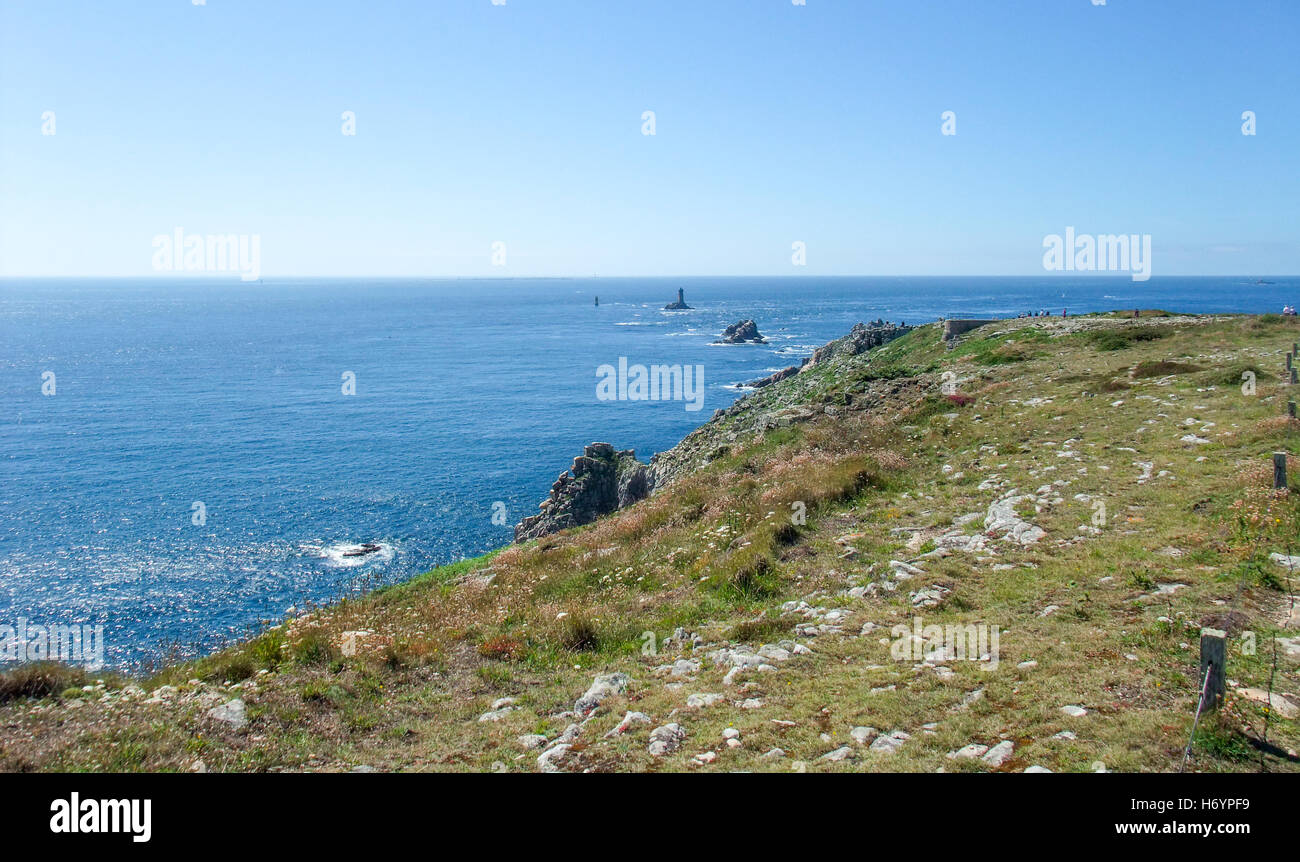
[714,319,767,344]
[574,672,630,715]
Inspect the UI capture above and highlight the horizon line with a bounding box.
[3,273,1297,281]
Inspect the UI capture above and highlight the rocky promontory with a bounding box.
[713,319,767,344]
[514,443,652,541]
[743,319,913,389]
[518,319,917,537]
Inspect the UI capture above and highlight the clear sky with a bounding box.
[1,0,1296,277]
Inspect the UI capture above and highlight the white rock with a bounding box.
[1060,705,1088,718]
[537,744,573,773]
[820,746,853,762]
[478,706,518,722]
[603,711,651,737]
[1268,553,1300,570]
[981,740,1015,767]
[1237,688,1299,719]
[947,743,989,760]
[648,723,686,756]
[207,698,247,730]
[574,672,629,715]
[850,726,878,745]
[869,730,910,754]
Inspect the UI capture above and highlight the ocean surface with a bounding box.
[2,275,1297,668]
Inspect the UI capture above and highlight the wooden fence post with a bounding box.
[1199,628,1227,711]
[1290,401,1297,419]
[1274,452,1288,489]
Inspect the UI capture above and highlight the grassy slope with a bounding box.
[2,312,1299,773]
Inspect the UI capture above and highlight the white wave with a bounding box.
[314,541,395,568]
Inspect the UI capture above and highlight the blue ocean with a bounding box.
[2,276,1296,667]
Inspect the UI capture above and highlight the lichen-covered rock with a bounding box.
[514,443,651,541]
[648,723,686,756]
[573,671,630,715]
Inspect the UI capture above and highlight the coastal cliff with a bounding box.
[4,311,1299,774]
[513,319,914,539]
[514,444,651,542]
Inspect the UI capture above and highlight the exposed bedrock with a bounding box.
[514,443,652,542]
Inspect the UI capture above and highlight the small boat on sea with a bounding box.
[342,542,381,558]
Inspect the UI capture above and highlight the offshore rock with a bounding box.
[714,319,767,344]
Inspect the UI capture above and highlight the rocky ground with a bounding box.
[2,311,1298,772]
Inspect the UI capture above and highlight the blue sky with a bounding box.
[1,0,1296,277]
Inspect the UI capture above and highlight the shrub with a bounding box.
[0,663,89,702]
[249,630,285,671]
[946,392,975,407]
[1087,328,1168,352]
[556,613,599,652]
[291,629,340,667]
[478,635,525,661]
[1131,360,1202,378]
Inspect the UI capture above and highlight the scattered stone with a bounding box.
[478,705,518,722]
[947,743,989,760]
[604,711,652,737]
[537,744,573,773]
[982,740,1015,767]
[518,734,548,750]
[686,692,725,709]
[1237,688,1299,719]
[207,698,247,730]
[574,672,630,715]
[869,730,910,754]
[850,726,878,746]
[1060,705,1088,718]
[820,746,853,762]
[648,723,686,757]
[985,491,1046,545]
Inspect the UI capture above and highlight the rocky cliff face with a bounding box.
[805,320,911,363]
[514,443,652,542]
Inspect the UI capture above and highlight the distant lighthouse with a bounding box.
[663,287,692,310]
